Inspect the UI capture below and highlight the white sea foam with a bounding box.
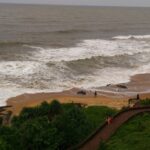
[0,87,62,106]
[26,39,150,62]
[22,38,150,92]
[2,62,149,106]
[0,61,44,77]
[1,37,150,106]
[85,63,150,89]
[113,35,150,40]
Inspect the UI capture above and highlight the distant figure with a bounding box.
[106,116,113,125]
[94,91,97,97]
[106,84,111,87]
[137,94,140,100]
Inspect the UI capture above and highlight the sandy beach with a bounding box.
[5,73,150,116]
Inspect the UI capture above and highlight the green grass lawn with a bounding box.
[140,98,150,106]
[84,106,117,128]
[99,113,150,150]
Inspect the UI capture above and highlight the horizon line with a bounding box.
[0,2,150,8]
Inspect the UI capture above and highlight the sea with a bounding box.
[0,3,150,105]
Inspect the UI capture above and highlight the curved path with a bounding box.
[70,106,150,150]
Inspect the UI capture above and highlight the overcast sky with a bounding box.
[0,0,150,7]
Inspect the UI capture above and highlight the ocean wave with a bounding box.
[0,41,27,46]
[112,35,150,40]
[63,54,141,72]
[54,29,90,34]
[27,39,150,62]
[0,61,43,76]
[1,37,150,105]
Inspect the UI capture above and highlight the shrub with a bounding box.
[140,98,150,106]
[53,106,93,149]
[48,100,63,120]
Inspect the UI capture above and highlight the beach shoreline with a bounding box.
[6,73,150,115]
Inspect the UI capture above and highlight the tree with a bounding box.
[19,117,62,150]
[53,106,93,149]
[39,101,51,115]
[48,100,63,120]
[0,138,8,150]
[0,126,21,150]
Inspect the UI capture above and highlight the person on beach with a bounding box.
[137,94,140,100]
[94,91,97,97]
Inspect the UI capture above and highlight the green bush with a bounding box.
[1,100,118,150]
[19,117,61,150]
[53,106,93,149]
[48,100,63,120]
[84,106,117,128]
[140,98,150,106]
[0,126,21,150]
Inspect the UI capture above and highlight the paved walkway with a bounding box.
[71,107,150,150]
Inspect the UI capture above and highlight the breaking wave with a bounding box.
[26,39,150,62]
[1,37,150,105]
[113,35,150,40]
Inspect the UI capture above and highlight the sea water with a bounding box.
[0,4,150,105]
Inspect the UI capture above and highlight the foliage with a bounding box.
[0,126,21,150]
[19,117,61,150]
[53,106,93,149]
[11,100,62,127]
[99,141,107,150]
[0,100,117,150]
[84,106,117,128]
[140,98,150,106]
[48,100,63,120]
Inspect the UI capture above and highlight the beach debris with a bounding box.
[116,84,127,89]
[77,90,86,95]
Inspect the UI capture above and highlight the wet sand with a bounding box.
[6,73,150,116]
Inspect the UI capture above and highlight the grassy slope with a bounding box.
[140,99,150,106]
[100,113,150,150]
[84,106,117,128]
[63,104,117,129]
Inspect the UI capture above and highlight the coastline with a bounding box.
[6,73,150,116]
